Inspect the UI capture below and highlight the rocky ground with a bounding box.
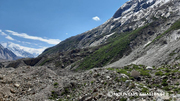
[0,66,61,101]
[0,64,180,101]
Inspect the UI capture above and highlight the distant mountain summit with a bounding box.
[0,44,17,60]
[1,42,35,58]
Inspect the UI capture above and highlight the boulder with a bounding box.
[130,70,140,78]
[146,66,153,70]
[0,75,3,80]
[14,83,20,88]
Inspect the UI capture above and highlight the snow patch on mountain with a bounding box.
[90,32,115,47]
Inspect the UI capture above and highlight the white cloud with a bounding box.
[5,35,14,40]
[1,32,7,36]
[0,30,14,40]
[6,30,61,45]
[22,41,31,44]
[66,33,68,35]
[92,16,100,21]
[0,30,7,36]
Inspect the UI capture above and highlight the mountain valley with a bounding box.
[1,0,180,100]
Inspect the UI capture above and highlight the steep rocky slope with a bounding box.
[37,0,180,70]
[41,0,175,56]
[0,44,17,60]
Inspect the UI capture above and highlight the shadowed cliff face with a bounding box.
[0,44,17,60]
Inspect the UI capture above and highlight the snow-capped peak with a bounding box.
[1,42,47,58]
[0,44,5,50]
[114,0,171,18]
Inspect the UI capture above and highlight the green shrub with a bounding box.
[164,73,170,76]
[61,88,69,95]
[120,97,127,101]
[142,87,149,93]
[107,68,115,71]
[132,65,139,69]
[155,71,164,76]
[49,91,58,100]
[152,84,161,88]
[162,81,168,86]
[115,77,120,82]
[116,69,130,76]
[175,82,179,85]
[120,77,128,82]
[54,82,58,86]
[140,70,151,77]
[164,68,171,72]
[163,86,170,91]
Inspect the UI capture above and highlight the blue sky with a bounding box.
[0,0,128,55]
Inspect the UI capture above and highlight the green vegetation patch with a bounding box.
[140,70,151,77]
[78,25,149,70]
[107,68,115,71]
[120,97,127,101]
[40,58,53,66]
[141,87,149,93]
[155,71,164,76]
[116,69,130,76]
[49,91,58,100]
[54,82,59,88]
[107,64,151,78]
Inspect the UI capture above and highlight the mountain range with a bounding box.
[0,42,44,60]
[0,44,17,60]
[1,42,35,58]
[1,0,180,100]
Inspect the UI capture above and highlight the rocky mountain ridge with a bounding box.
[40,0,172,56]
[35,0,180,70]
[0,44,17,60]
